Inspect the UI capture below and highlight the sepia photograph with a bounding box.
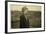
[7,2,45,32]
[11,5,41,28]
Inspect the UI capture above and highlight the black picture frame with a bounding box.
[5,1,45,33]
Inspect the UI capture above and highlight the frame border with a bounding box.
[5,1,45,33]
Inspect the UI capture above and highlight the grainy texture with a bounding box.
[11,11,41,28]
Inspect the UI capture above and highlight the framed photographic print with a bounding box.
[5,1,45,33]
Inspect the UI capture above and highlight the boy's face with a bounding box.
[24,9,28,14]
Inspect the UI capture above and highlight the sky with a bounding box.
[10,4,41,11]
